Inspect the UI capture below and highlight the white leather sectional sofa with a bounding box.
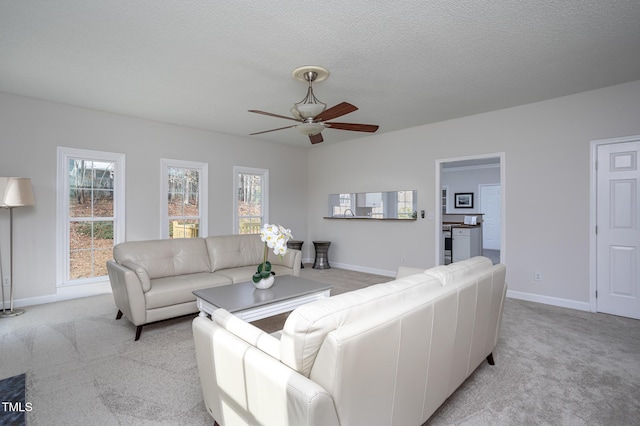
[192,256,506,425]
[106,234,301,340]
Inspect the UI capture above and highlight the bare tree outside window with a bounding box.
[68,159,115,280]
[235,168,268,234]
[168,167,201,238]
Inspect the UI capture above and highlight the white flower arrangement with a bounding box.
[253,223,293,283]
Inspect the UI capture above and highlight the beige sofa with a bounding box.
[107,234,301,340]
[192,256,506,425]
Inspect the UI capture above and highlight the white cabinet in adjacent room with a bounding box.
[452,226,482,262]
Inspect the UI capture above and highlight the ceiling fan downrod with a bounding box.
[292,70,326,120]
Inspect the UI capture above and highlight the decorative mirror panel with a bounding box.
[327,190,417,220]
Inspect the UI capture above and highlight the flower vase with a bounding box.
[254,274,275,290]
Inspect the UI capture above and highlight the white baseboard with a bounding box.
[325,261,396,278]
[7,280,112,309]
[506,289,591,312]
[303,257,396,277]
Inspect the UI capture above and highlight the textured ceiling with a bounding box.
[2,0,640,148]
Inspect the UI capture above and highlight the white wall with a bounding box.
[307,80,640,309]
[0,92,309,304]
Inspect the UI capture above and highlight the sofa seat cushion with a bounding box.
[424,256,493,286]
[215,264,295,284]
[215,265,261,284]
[279,274,442,377]
[145,272,232,310]
[114,238,211,280]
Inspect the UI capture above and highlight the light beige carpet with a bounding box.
[1,266,638,425]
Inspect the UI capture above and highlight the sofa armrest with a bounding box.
[120,260,152,292]
[268,249,302,276]
[212,308,281,360]
[291,249,301,276]
[106,260,148,326]
[193,317,339,426]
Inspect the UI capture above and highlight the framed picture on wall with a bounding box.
[454,192,474,208]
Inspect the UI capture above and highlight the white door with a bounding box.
[596,140,640,319]
[480,184,501,250]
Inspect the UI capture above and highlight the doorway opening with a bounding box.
[435,153,506,266]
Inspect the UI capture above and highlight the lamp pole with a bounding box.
[1,206,25,317]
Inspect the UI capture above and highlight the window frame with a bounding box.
[56,147,125,287]
[160,158,208,239]
[233,166,269,234]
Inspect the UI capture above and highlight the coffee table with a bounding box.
[193,275,332,322]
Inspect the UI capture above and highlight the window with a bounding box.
[57,147,125,286]
[233,166,268,234]
[397,190,415,219]
[441,186,449,214]
[161,159,208,239]
[332,193,355,216]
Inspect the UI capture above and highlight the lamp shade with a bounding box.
[0,177,35,207]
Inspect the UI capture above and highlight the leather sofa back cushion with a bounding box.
[113,238,211,279]
[205,234,263,272]
[279,274,444,377]
[424,256,493,286]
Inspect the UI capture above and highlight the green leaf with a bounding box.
[252,273,262,283]
[257,261,272,273]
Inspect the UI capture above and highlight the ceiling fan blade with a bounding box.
[309,133,324,144]
[248,110,299,122]
[325,122,379,133]
[314,102,358,122]
[250,125,296,135]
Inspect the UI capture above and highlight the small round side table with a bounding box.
[312,241,331,269]
[287,240,304,268]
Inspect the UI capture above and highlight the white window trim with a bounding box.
[160,158,208,238]
[56,147,126,287]
[233,166,269,234]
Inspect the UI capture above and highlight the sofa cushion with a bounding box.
[215,264,296,284]
[279,274,442,377]
[145,272,232,310]
[423,256,493,286]
[205,234,264,272]
[114,238,211,279]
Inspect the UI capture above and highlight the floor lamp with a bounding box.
[0,177,35,318]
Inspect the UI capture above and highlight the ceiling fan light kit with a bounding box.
[291,103,325,120]
[296,122,325,136]
[249,65,379,144]
[291,66,328,120]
